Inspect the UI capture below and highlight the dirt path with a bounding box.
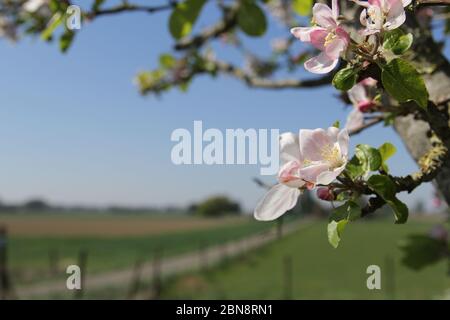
[15,221,306,299]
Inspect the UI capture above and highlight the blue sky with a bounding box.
[0,1,445,211]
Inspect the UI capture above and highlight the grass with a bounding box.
[5,215,276,286]
[158,219,450,299]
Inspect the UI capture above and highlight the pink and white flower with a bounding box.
[254,128,349,221]
[290,0,349,74]
[298,127,349,186]
[345,77,378,131]
[355,0,411,35]
[348,77,378,112]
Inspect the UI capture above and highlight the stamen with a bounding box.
[321,145,343,168]
[324,32,337,46]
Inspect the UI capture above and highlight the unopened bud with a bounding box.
[317,187,334,201]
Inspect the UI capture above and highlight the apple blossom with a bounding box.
[299,127,349,186]
[254,132,305,221]
[348,77,378,112]
[345,77,378,131]
[355,0,412,35]
[254,127,349,221]
[290,0,349,74]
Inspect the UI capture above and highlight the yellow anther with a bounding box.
[324,32,337,47]
[321,145,343,168]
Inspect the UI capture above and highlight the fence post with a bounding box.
[74,250,88,300]
[283,255,293,300]
[385,255,396,299]
[276,217,284,240]
[150,247,163,300]
[127,257,143,299]
[199,241,208,271]
[0,226,14,300]
[48,249,60,276]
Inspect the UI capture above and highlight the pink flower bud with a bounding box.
[317,187,334,201]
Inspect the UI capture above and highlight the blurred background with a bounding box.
[0,0,449,299]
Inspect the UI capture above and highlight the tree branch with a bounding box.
[211,59,333,89]
[361,137,449,217]
[348,116,384,136]
[87,1,178,19]
[416,0,450,6]
[174,4,239,51]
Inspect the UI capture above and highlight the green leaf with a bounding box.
[355,144,382,174]
[327,219,348,248]
[169,0,207,39]
[381,58,429,109]
[367,174,409,223]
[335,191,351,202]
[59,29,75,53]
[92,0,106,11]
[41,12,63,41]
[292,0,313,16]
[178,80,191,92]
[237,0,267,37]
[378,142,396,172]
[383,29,413,55]
[332,66,358,91]
[330,201,361,222]
[345,156,365,180]
[388,198,409,224]
[332,120,340,129]
[367,174,396,198]
[379,142,396,162]
[159,54,176,69]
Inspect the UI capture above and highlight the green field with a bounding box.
[4,215,276,286]
[158,220,449,299]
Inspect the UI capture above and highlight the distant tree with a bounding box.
[23,199,50,211]
[195,196,241,217]
[187,203,198,215]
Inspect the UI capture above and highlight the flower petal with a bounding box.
[385,0,406,30]
[299,128,332,161]
[332,0,339,20]
[316,164,346,185]
[345,109,364,132]
[279,132,301,166]
[299,163,330,185]
[310,29,329,51]
[313,3,337,28]
[360,8,368,26]
[348,82,367,106]
[278,161,306,188]
[325,38,347,59]
[337,128,350,158]
[254,184,301,221]
[290,27,319,42]
[402,0,412,6]
[327,126,340,141]
[304,52,339,74]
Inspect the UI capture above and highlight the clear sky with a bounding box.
[0,1,446,211]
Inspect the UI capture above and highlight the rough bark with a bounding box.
[394,15,450,205]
